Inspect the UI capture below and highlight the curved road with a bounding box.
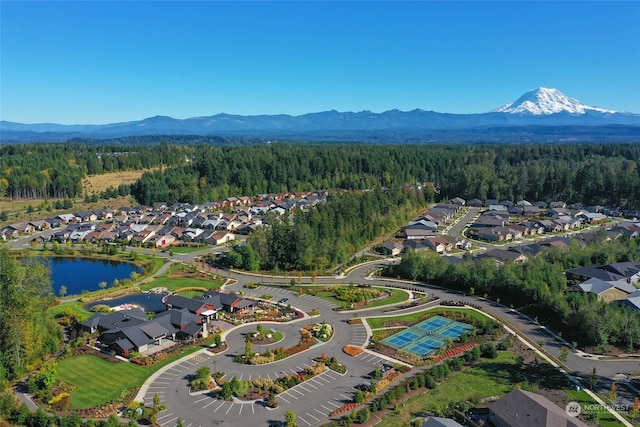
[137,259,640,427]
[7,232,638,425]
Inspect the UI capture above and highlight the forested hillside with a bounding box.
[2,142,639,209]
[221,186,432,271]
[0,250,60,382]
[0,143,184,199]
[129,143,640,208]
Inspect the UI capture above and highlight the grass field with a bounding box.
[168,246,209,254]
[300,286,409,309]
[83,170,153,194]
[565,389,631,427]
[47,300,92,321]
[57,336,218,408]
[177,290,205,298]
[366,307,490,330]
[374,352,524,427]
[57,355,149,408]
[139,275,224,292]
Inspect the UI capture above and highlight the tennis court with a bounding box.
[381,315,474,357]
[384,330,420,348]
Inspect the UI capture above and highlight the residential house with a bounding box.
[205,231,235,245]
[132,228,157,245]
[577,212,607,224]
[480,249,528,264]
[75,211,98,222]
[473,227,510,242]
[533,201,548,209]
[565,266,626,283]
[407,219,438,232]
[93,208,115,220]
[28,220,50,231]
[573,277,635,302]
[421,417,463,427]
[549,201,567,209]
[466,198,484,207]
[379,240,403,256]
[617,290,640,312]
[57,213,79,224]
[599,262,640,284]
[473,213,509,228]
[404,227,436,240]
[150,234,176,248]
[448,197,465,206]
[403,240,430,252]
[422,237,454,253]
[536,220,562,233]
[522,205,542,216]
[488,389,589,427]
[44,217,63,228]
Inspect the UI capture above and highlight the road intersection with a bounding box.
[133,258,640,427]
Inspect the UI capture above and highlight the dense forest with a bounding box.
[128,143,640,208]
[1,142,639,209]
[0,250,60,383]
[220,186,433,271]
[0,143,184,199]
[383,236,640,351]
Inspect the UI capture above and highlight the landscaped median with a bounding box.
[261,283,411,310]
[234,322,334,365]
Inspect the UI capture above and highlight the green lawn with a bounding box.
[366,307,490,330]
[177,290,205,298]
[57,337,220,408]
[139,275,224,292]
[57,355,149,408]
[47,301,92,321]
[374,352,524,427]
[565,389,631,427]
[300,286,409,309]
[367,289,410,308]
[166,246,208,254]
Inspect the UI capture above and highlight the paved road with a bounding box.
[136,259,640,427]
[9,227,639,425]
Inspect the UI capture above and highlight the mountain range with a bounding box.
[2,87,639,143]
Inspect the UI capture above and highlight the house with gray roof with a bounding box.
[488,389,588,427]
[618,290,640,312]
[573,278,635,302]
[421,417,463,427]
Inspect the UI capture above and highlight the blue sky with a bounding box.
[2,1,639,124]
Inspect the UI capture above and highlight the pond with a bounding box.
[49,257,143,296]
[85,293,167,313]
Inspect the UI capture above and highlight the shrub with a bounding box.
[343,345,364,356]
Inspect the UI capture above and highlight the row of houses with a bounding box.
[402,203,463,240]
[80,290,258,356]
[470,208,608,243]
[449,196,639,220]
[1,191,328,247]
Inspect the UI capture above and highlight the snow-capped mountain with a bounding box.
[2,87,639,143]
[492,87,618,115]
